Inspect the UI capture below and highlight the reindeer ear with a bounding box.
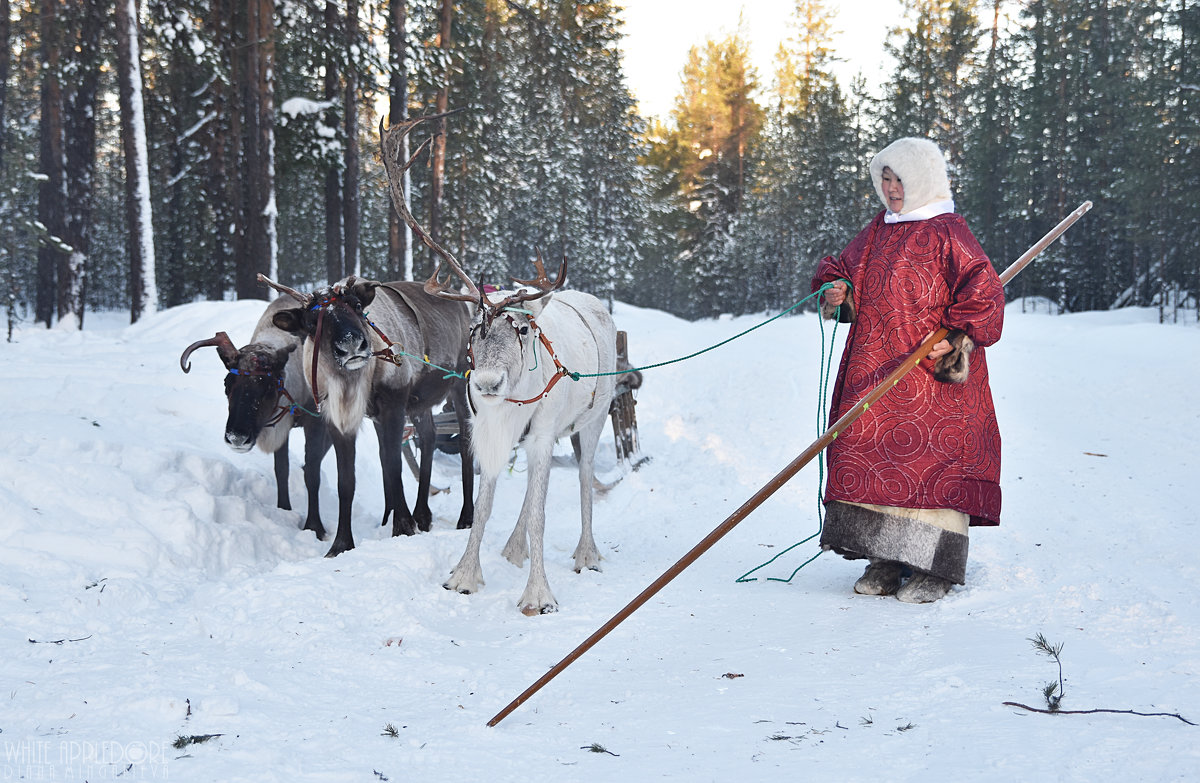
[272,309,307,334]
[525,295,552,317]
[272,342,299,365]
[349,279,380,307]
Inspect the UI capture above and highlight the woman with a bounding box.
[812,137,1005,604]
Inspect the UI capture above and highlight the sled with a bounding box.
[609,330,648,471]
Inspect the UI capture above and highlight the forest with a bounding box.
[0,0,1196,334]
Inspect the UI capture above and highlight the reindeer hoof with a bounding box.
[519,604,558,616]
[324,540,354,558]
[304,521,328,541]
[443,567,484,594]
[391,517,417,537]
[519,598,558,616]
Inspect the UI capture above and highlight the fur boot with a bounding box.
[896,572,953,603]
[853,560,907,596]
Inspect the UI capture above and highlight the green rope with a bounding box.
[736,281,850,584]
[383,289,844,385]
[385,347,469,381]
[567,285,838,381]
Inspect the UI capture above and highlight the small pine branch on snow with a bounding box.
[172,733,222,749]
[1029,632,1066,711]
[1003,632,1196,725]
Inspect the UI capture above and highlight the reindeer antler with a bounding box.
[181,331,238,373]
[494,249,568,311]
[378,112,484,306]
[257,273,311,304]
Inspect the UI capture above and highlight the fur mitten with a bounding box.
[932,329,974,383]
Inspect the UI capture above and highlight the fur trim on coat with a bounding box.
[933,329,975,384]
[869,137,952,215]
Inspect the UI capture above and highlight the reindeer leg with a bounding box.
[571,416,605,573]
[501,506,530,566]
[515,437,557,615]
[301,417,329,541]
[444,471,495,594]
[412,409,436,533]
[376,400,417,536]
[452,385,474,530]
[325,429,357,557]
[273,435,292,511]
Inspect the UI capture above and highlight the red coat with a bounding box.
[812,211,1005,526]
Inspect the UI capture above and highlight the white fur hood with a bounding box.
[869,137,953,215]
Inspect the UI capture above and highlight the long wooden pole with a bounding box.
[487,201,1093,728]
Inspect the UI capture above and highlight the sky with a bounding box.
[619,0,903,119]
[1,296,1197,781]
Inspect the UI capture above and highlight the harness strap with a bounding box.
[504,317,571,406]
[309,307,325,414]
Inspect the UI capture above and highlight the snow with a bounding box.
[1,299,1198,781]
[280,97,336,118]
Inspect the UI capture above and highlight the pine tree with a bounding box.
[659,30,765,318]
[228,0,277,300]
[959,0,1025,271]
[145,0,228,304]
[883,0,982,167]
[1169,0,1200,318]
[740,0,862,314]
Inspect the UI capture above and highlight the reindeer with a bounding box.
[263,274,474,558]
[180,297,331,540]
[381,113,618,615]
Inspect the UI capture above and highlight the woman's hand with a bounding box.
[823,280,848,307]
[926,337,953,360]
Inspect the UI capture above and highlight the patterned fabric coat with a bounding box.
[812,210,1005,526]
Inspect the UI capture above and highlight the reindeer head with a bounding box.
[266,276,381,372]
[180,331,298,452]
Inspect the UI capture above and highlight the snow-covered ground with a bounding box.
[1,298,1197,782]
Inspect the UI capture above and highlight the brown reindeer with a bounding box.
[264,273,474,558]
[180,297,331,540]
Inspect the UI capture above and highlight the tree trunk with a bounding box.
[0,0,8,178]
[1,0,12,340]
[115,0,157,323]
[324,0,343,283]
[429,0,453,269]
[59,0,107,329]
[387,0,411,281]
[206,0,234,300]
[343,0,360,278]
[36,0,65,327]
[231,0,276,300]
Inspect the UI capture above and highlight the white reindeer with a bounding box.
[381,114,618,615]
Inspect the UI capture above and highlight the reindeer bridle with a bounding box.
[464,309,573,406]
[226,361,305,427]
[257,275,377,415]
